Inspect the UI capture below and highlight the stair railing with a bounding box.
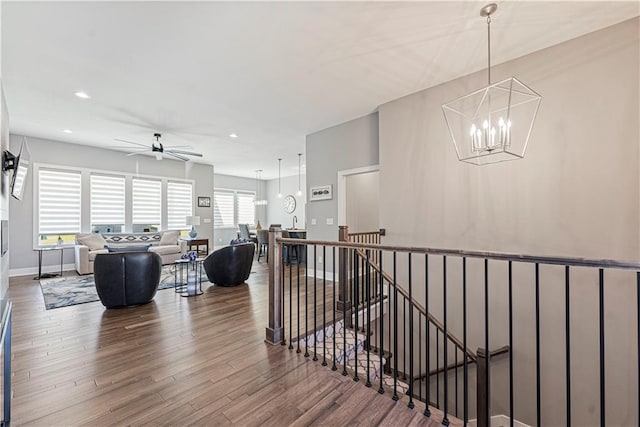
[265,225,640,427]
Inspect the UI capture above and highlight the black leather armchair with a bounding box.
[202,243,254,286]
[94,252,162,308]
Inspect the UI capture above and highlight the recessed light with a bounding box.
[63,129,73,134]
[229,133,238,138]
[74,91,90,99]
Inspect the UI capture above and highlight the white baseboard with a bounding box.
[9,263,76,278]
[468,415,530,427]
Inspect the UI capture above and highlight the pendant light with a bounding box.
[254,169,268,206]
[277,158,283,198]
[442,3,541,165]
[296,153,303,197]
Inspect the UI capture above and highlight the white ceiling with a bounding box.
[3,1,638,179]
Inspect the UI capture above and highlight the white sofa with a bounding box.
[74,231,187,275]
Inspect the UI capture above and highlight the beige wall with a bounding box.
[378,18,639,425]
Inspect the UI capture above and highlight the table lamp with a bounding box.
[185,215,201,239]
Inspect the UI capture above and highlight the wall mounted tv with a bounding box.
[3,137,30,200]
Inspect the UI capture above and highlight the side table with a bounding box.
[173,258,205,297]
[33,246,64,280]
[182,238,209,257]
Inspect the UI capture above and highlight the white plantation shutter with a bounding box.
[132,179,161,225]
[213,190,234,228]
[237,192,255,225]
[90,174,125,226]
[38,169,82,234]
[167,181,192,230]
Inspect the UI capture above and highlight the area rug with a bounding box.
[40,266,208,310]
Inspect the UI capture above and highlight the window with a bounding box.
[132,179,162,232]
[237,192,256,225]
[214,189,255,227]
[167,181,193,230]
[90,174,125,233]
[213,190,234,228]
[38,169,81,242]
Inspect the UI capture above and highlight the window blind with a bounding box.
[237,192,256,225]
[38,169,82,234]
[167,181,193,230]
[213,190,234,228]
[132,179,162,225]
[90,174,125,226]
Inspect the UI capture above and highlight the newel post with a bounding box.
[265,226,283,345]
[338,225,353,327]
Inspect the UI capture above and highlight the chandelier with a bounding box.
[442,3,541,165]
[254,169,268,206]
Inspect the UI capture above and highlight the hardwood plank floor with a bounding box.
[7,258,451,426]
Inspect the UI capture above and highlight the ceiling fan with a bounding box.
[114,133,203,161]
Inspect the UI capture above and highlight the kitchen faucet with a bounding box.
[292,215,298,229]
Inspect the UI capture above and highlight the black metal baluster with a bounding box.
[354,250,359,382]
[455,346,458,417]
[313,245,318,361]
[419,312,422,403]
[366,249,371,387]
[332,247,337,371]
[509,261,514,427]
[296,248,301,353]
[485,258,490,427]
[425,254,431,417]
[565,266,571,427]
[443,256,449,425]
[393,251,399,400]
[463,257,468,425]
[341,248,348,377]
[436,329,440,409]
[378,250,385,395]
[282,248,286,346]
[305,246,309,358]
[403,297,407,381]
[322,246,327,366]
[289,254,293,350]
[532,263,541,426]
[408,253,415,409]
[599,268,605,427]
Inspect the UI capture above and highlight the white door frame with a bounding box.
[337,164,380,227]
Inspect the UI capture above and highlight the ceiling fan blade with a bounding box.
[165,152,190,161]
[164,145,193,150]
[126,151,146,157]
[165,149,203,157]
[114,138,149,148]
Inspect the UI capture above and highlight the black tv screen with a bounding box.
[10,139,30,200]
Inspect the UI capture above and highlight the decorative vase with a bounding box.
[256,220,262,231]
[189,226,198,239]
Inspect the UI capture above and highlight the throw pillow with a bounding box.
[159,230,180,246]
[77,233,108,251]
[105,244,151,253]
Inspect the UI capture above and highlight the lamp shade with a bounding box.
[185,216,201,226]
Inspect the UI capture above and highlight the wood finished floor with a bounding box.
[8,258,449,426]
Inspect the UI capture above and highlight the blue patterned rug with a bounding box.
[40,266,207,310]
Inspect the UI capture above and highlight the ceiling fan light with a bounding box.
[155,152,163,161]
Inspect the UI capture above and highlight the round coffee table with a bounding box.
[173,258,205,296]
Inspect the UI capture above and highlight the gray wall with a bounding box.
[266,174,306,230]
[9,134,214,274]
[378,18,639,425]
[306,113,379,243]
[0,84,9,297]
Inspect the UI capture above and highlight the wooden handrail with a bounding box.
[414,345,509,380]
